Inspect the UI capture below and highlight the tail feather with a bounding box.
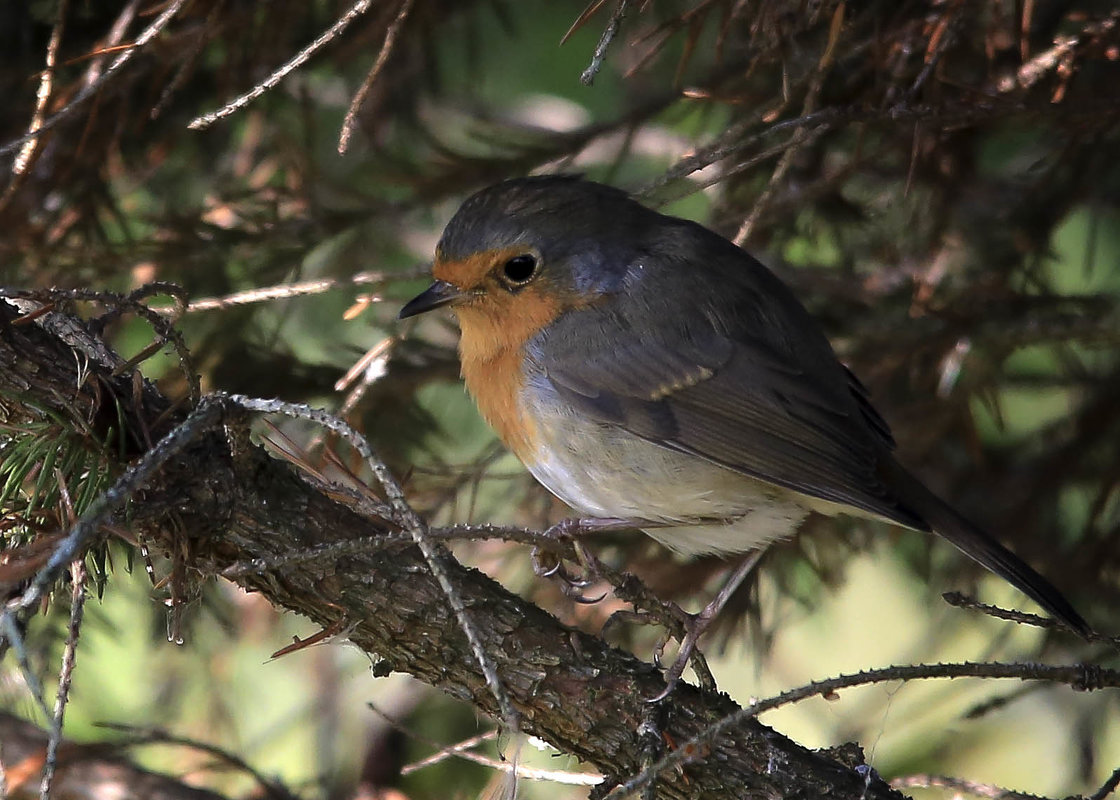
[881,459,1090,637]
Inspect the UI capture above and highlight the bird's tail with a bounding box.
[881,458,1090,637]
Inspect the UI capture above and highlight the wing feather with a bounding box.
[534,230,924,529]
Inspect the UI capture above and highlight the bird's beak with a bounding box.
[398,280,469,319]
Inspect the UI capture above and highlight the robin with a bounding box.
[399,175,1089,667]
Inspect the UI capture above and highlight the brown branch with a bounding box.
[0,301,911,800]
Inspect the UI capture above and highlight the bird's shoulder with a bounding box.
[537,218,850,404]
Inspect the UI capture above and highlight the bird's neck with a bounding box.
[455,302,556,462]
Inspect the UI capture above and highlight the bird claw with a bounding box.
[651,629,672,670]
[567,586,608,604]
[555,561,594,588]
[652,615,715,700]
[603,602,716,698]
[530,547,563,578]
[530,535,607,604]
[530,517,637,601]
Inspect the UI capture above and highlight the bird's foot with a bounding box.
[530,517,639,602]
[604,551,765,700]
[604,599,718,697]
[650,604,720,701]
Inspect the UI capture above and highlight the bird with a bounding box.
[399,174,1090,670]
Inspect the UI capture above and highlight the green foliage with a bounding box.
[0,412,114,531]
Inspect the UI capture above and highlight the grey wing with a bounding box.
[535,270,925,530]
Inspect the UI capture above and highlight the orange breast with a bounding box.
[454,286,563,464]
[460,344,540,462]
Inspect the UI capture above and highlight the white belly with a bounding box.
[522,392,812,556]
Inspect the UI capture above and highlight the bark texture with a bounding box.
[0,298,903,799]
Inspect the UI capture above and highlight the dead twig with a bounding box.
[580,0,630,86]
[188,0,374,130]
[0,0,188,158]
[338,0,417,154]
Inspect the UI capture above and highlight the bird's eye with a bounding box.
[501,254,538,286]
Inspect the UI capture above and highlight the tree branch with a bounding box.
[0,298,910,799]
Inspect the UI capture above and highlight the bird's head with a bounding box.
[400,176,649,355]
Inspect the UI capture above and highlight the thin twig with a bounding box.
[219,520,602,578]
[604,660,1120,799]
[562,0,610,45]
[732,2,841,245]
[225,397,521,738]
[6,0,68,188]
[39,559,87,800]
[730,127,820,245]
[400,729,501,775]
[942,592,1115,647]
[0,615,53,720]
[153,267,427,314]
[644,92,1032,202]
[151,0,219,120]
[95,722,300,800]
[335,336,396,415]
[80,0,140,88]
[909,0,964,97]
[90,282,190,331]
[431,522,582,549]
[1089,767,1120,800]
[221,535,403,577]
[891,773,1035,799]
[188,0,374,130]
[366,704,603,786]
[997,9,1120,93]
[0,0,188,158]
[581,0,629,86]
[338,0,416,154]
[640,105,852,197]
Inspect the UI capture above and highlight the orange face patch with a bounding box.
[432,246,529,292]
[430,247,563,461]
[432,247,604,464]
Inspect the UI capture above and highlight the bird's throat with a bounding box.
[455,304,555,462]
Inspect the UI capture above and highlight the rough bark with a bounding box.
[0,297,903,800]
